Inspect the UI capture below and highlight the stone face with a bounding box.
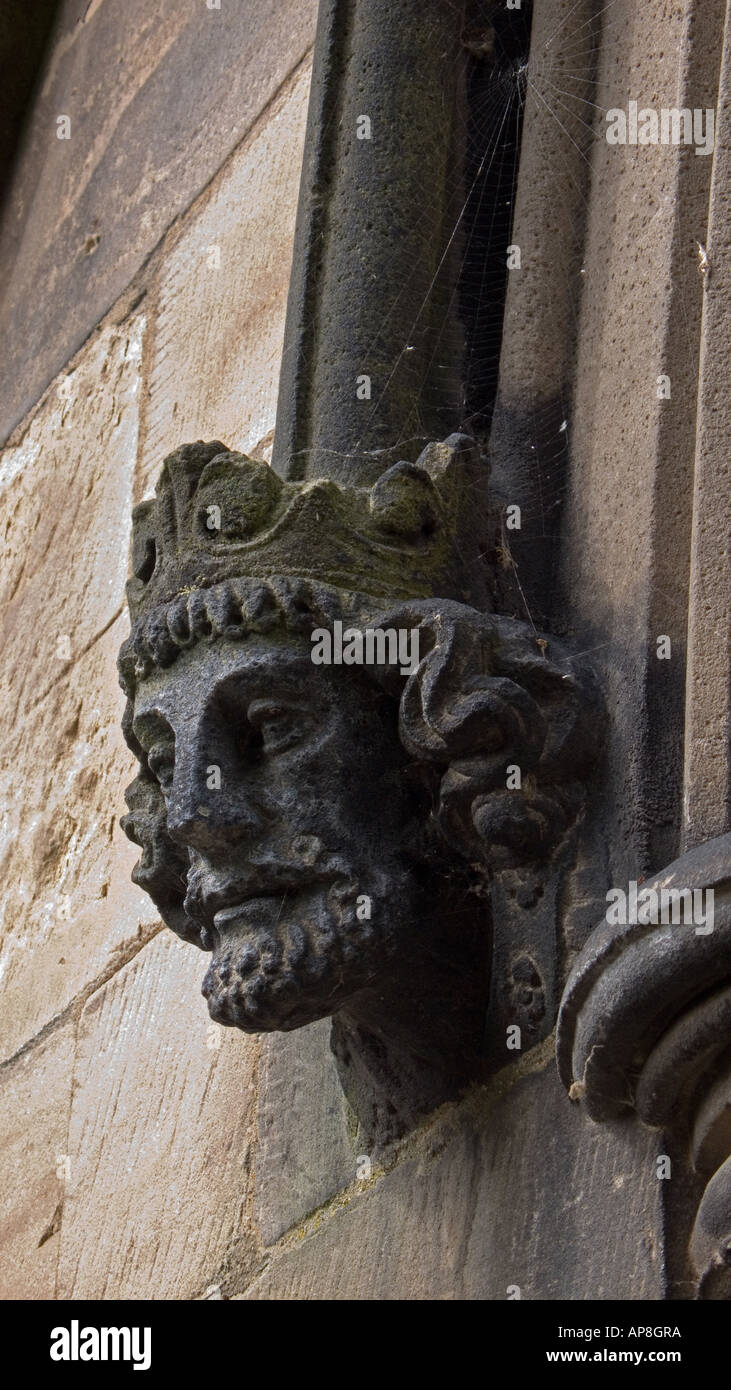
[0,316,144,722]
[255,1021,356,1246]
[0,1021,75,1299]
[242,1052,663,1301]
[56,932,259,1300]
[119,430,602,1144]
[0,0,318,444]
[139,60,312,494]
[0,618,158,1065]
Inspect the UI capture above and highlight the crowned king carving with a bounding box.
[119,435,601,1142]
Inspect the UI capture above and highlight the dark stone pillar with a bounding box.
[272,0,467,484]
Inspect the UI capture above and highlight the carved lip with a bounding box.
[212,890,294,930]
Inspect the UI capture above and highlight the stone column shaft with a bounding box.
[272,0,467,485]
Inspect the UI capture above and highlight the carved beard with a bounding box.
[198,871,412,1032]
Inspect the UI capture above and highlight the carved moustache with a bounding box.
[182,842,353,948]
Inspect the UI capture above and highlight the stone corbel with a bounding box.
[118,0,604,1146]
[556,832,731,1298]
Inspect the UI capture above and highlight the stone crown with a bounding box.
[126,434,490,621]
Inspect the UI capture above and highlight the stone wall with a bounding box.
[1,0,727,1301]
[0,0,316,1301]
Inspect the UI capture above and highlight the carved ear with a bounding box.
[487,614,603,782]
[371,600,602,866]
[120,769,205,950]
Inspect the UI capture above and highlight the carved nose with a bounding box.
[166,770,266,852]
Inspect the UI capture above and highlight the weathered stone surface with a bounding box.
[0,316,144,721]
[683,20,731,849]
[489,0,598,627]
[0,1021,74,1299]
[557,834,731,1122]
[242,1048,663,1300]
[0,0,317,443]
[255,1021,355,1246]
[492,0,597,404]
[139,60,311,494]
[0,618,158,1065]
[57,932,258,1300]
[555,0,726,882]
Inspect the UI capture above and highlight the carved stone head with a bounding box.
[124,613,418,1033]
[119,440,600,1134]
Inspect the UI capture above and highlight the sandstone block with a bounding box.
[0,317,144,720]
[0,0,317,442]
[0,1021,75,1299]
[242,1059,662,1300]
[57,932,259,1300]
[0,618,158,1064]
[139,60,312,493]
[255,1020,356,1247]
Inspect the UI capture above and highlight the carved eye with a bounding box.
[248,704,314,756]
[147,740,175,791]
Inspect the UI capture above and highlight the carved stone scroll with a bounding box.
[557,832,731,1297]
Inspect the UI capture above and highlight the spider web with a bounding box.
[342,1,640,631]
